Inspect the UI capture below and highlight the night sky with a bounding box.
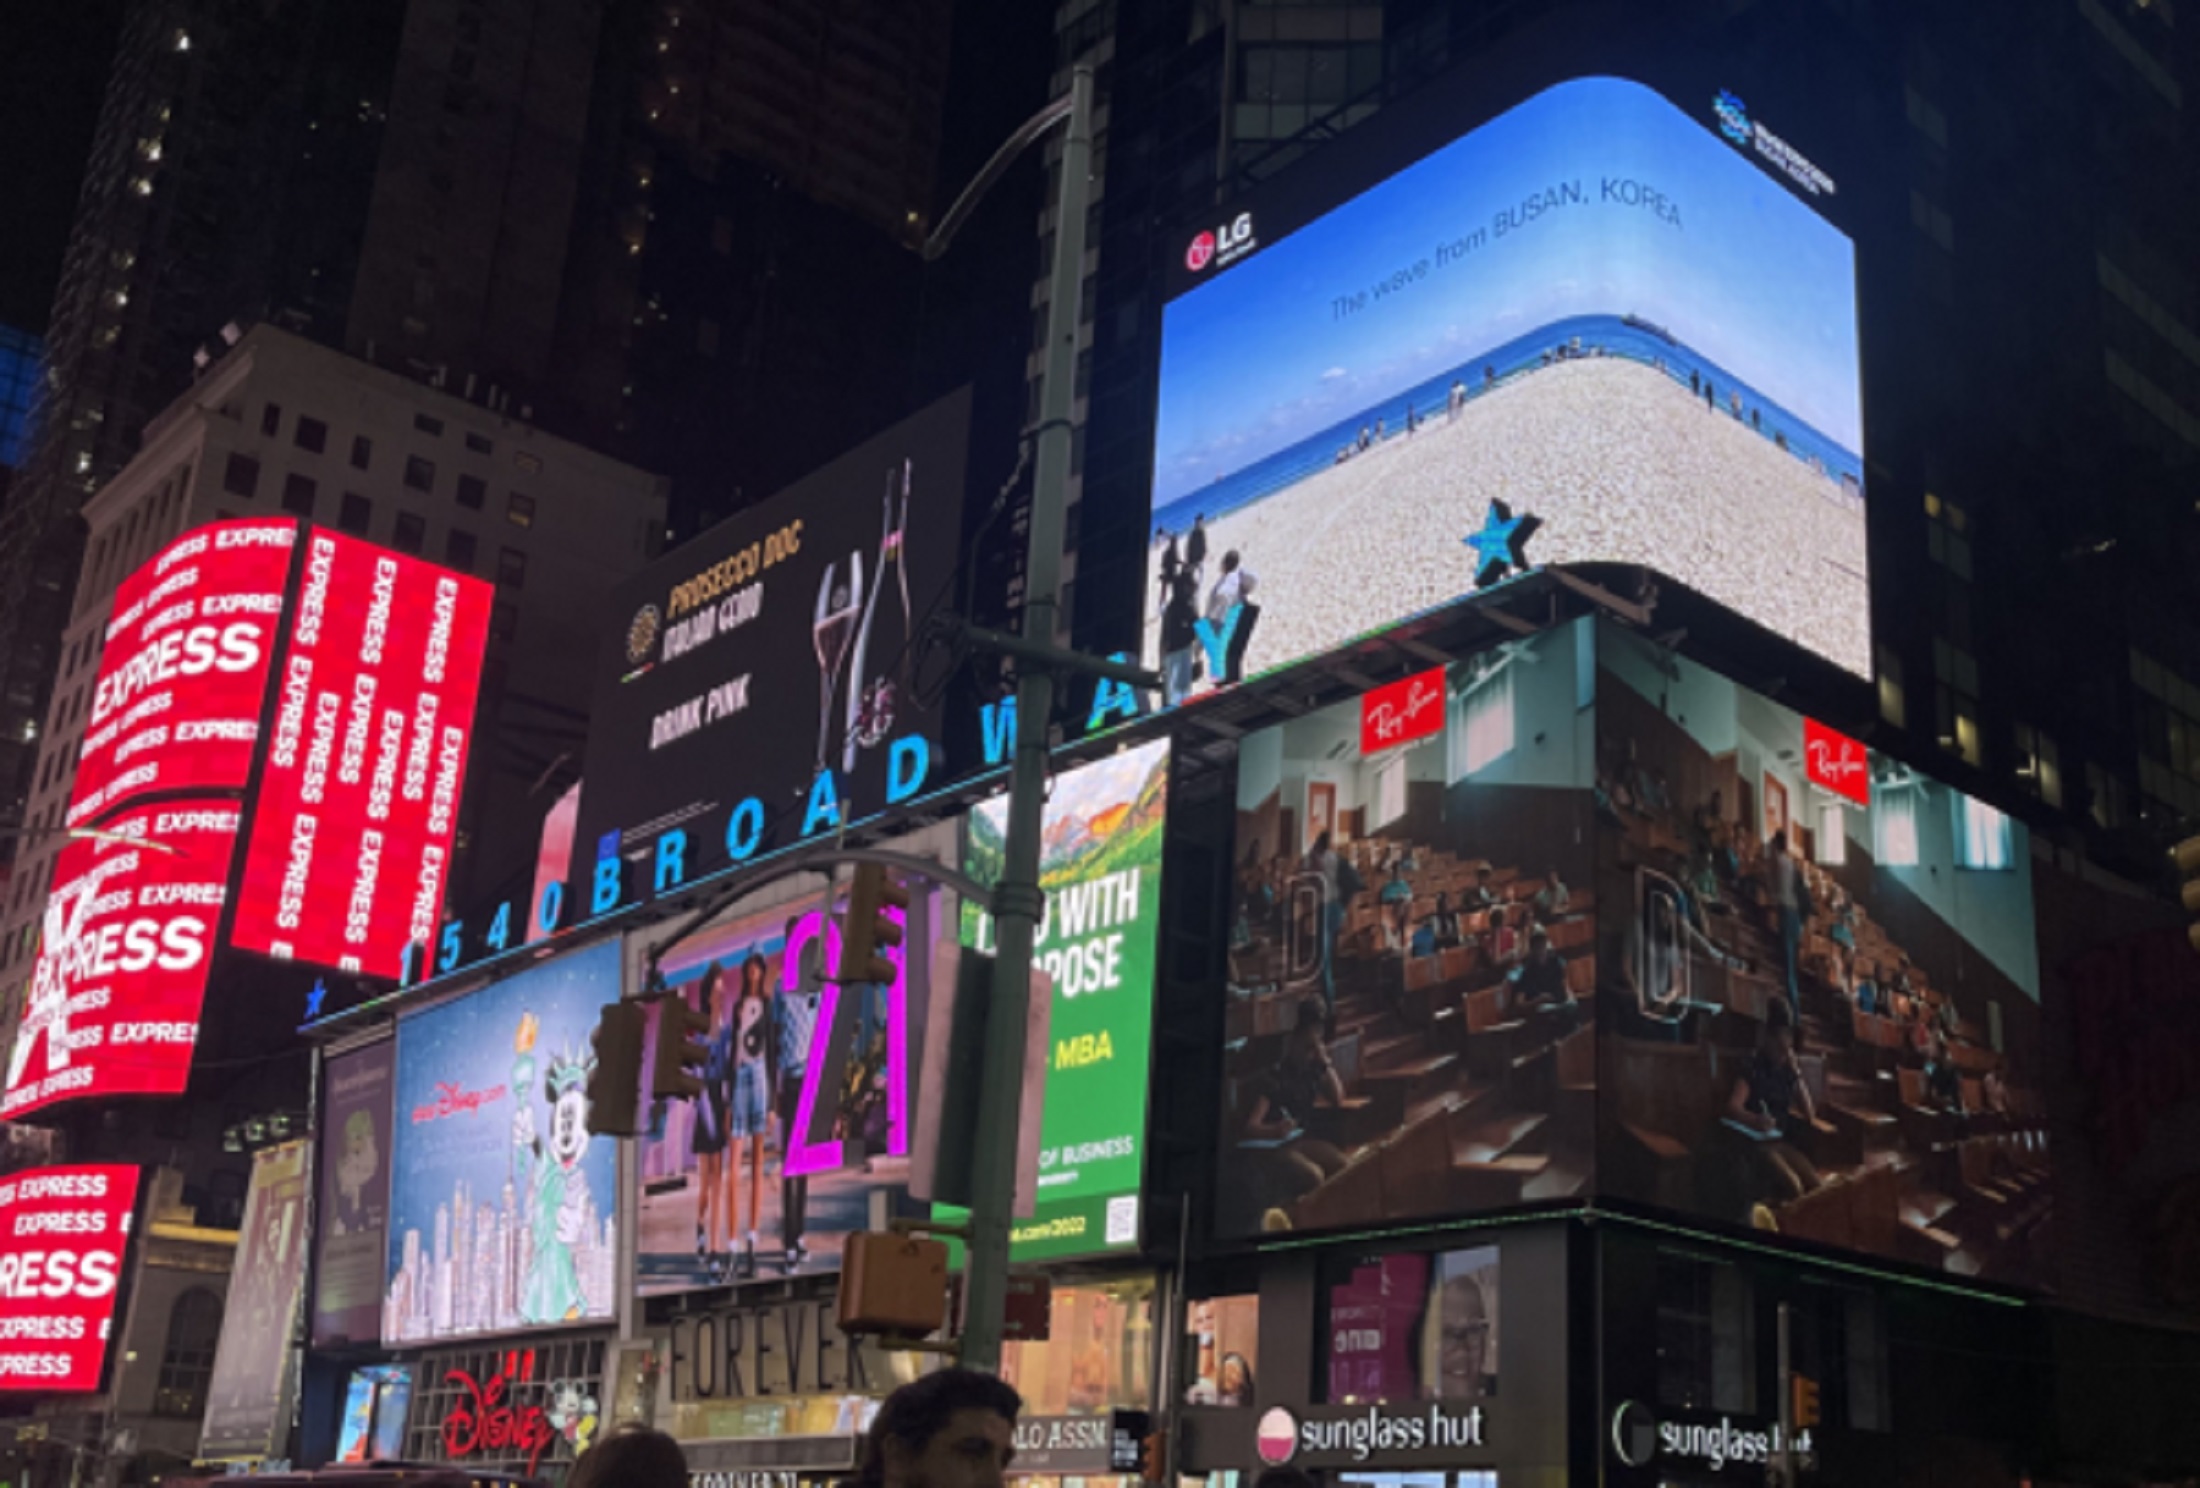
[0,0,126,335]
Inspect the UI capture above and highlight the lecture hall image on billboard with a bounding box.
[1145,75,1866,703]
[1594,620,2047,1283]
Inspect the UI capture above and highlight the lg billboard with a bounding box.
[3,520,490,1121]
[1147,76,1866,695]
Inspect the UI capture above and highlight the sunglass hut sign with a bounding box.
[1257,1404,1488,1467]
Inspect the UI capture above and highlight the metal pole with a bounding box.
[960,61,1094,1373]
[1776,1300,1794,1487]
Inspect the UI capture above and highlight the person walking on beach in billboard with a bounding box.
[1208,551,1259,684]
[694,964,733,1277]
[775,921,823,1274]
[721,952,774,1278]
[1186,514,1209,586]
[1156,531,1180,617]
[1160,570,1199,705]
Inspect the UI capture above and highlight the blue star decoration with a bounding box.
[304,979,327,1020]
[1463,498,1542,588]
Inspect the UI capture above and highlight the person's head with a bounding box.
[1548,867,1565,887]
[1219,1352,1254,1399]
[1188,1298,1216,1341]
[1288,1001,1328,1060]
[862,1369,1023,1488]
[568,1425,688,1488]
[1488,906,1505,931]
[1311,830,1332,858]
[1436,892,1451,913]
[1768,833,1788,857]
[1528,930,1551,963]
[700,961,729,1021]
[1477,866,1492,885]
[1221,550,1240,574]
[1433,1270,1492,1398]
[740,951,768,1002]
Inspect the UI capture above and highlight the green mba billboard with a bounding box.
[960,737,1170,1260]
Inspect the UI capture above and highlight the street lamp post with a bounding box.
[957,61,1096,1373]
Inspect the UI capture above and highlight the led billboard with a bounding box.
[1595,621,2045,1280]
[633,830,948,1295]
[314,1039,394,1346]
[385,941,620,1341]
[1219,621,1595,1238]
[1148,76,1866,689]
[575,390,970,888]
[959,736,1171,1259]
[229,528,493,976]
[68,519,295,824]
[3,799,241,1118]
[0,1164,140,1392]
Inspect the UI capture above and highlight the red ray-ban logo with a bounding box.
[1804,719,1870,807]
[1361,668,1447,755]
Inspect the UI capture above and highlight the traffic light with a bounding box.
[650,986,712,1101]
[838,864,909,984]
[2175,835,2200,953]
[1790,1371,1821,1431]
[585,1000,648,1136]
[1137,1431,1167,1483]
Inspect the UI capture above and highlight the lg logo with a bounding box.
[1186,212,1255,272]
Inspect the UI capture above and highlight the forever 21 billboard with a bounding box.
[576,390,972,885]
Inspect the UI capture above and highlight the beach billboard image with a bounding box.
[1147,75,1866,694]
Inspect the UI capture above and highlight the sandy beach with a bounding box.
[1145,357,1871,685]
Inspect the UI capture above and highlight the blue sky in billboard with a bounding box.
[1146,75,1868,684]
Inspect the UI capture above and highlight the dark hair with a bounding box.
[1255,1470,1318,1488]
[568,1426,688,1488]
[1221,551,1240,572]
[860,1369,1023,1487]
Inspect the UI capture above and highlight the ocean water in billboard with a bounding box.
[386,941,621,1341]
[1594,620,2045,1280]
[1148,76,1866,693]
[960,737,1170,1259]
[634,861,941,1295]
[1219,622,1596,1238]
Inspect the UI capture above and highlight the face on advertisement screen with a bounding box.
[1146,75,1865,702]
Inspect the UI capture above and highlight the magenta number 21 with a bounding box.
[779,905,911,1178]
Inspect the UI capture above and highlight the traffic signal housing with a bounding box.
[585,1000,648,1136]
[651,986,712,1101]
[2175,835,2200,952]
[1790,1371,1821,1432]
[838,864,910,984]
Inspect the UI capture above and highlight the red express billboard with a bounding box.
[67,520,295,826]
[2,802,240,1117]
[0,1164,140,1392]
[228,529,492,976]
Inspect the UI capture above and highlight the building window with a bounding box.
[1956,794,2014,871]
[455,473,487,511]
[445,529,476,571]
[261,403,282,437]
[223,452,261,499]
[465,431,492,455]
[1875,785,1922,868]
[393,512,426,554]
[281,472,317,517]
[2014,723,2063,809]
[414,413,444,436]
[339,492,372,534]
[294,415,328,454]
[506,492,536,528]
[1817,803,1847,866]
[1656,1252,1755,1414]
[404,455,436,493]
[497,547,526,588]
[153,1288,222,1418]
[350,434,373,470]
[490,597,519,645]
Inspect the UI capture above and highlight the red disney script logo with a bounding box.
[1803,719,1869,807]
[412,1080,507,1125]
[1360,667,1447,756]
[443,1349,557,1476]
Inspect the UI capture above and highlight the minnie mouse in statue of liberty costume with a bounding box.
[511,1027,597,1324]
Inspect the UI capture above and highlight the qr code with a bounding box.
[1105,1194,1139,1246]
